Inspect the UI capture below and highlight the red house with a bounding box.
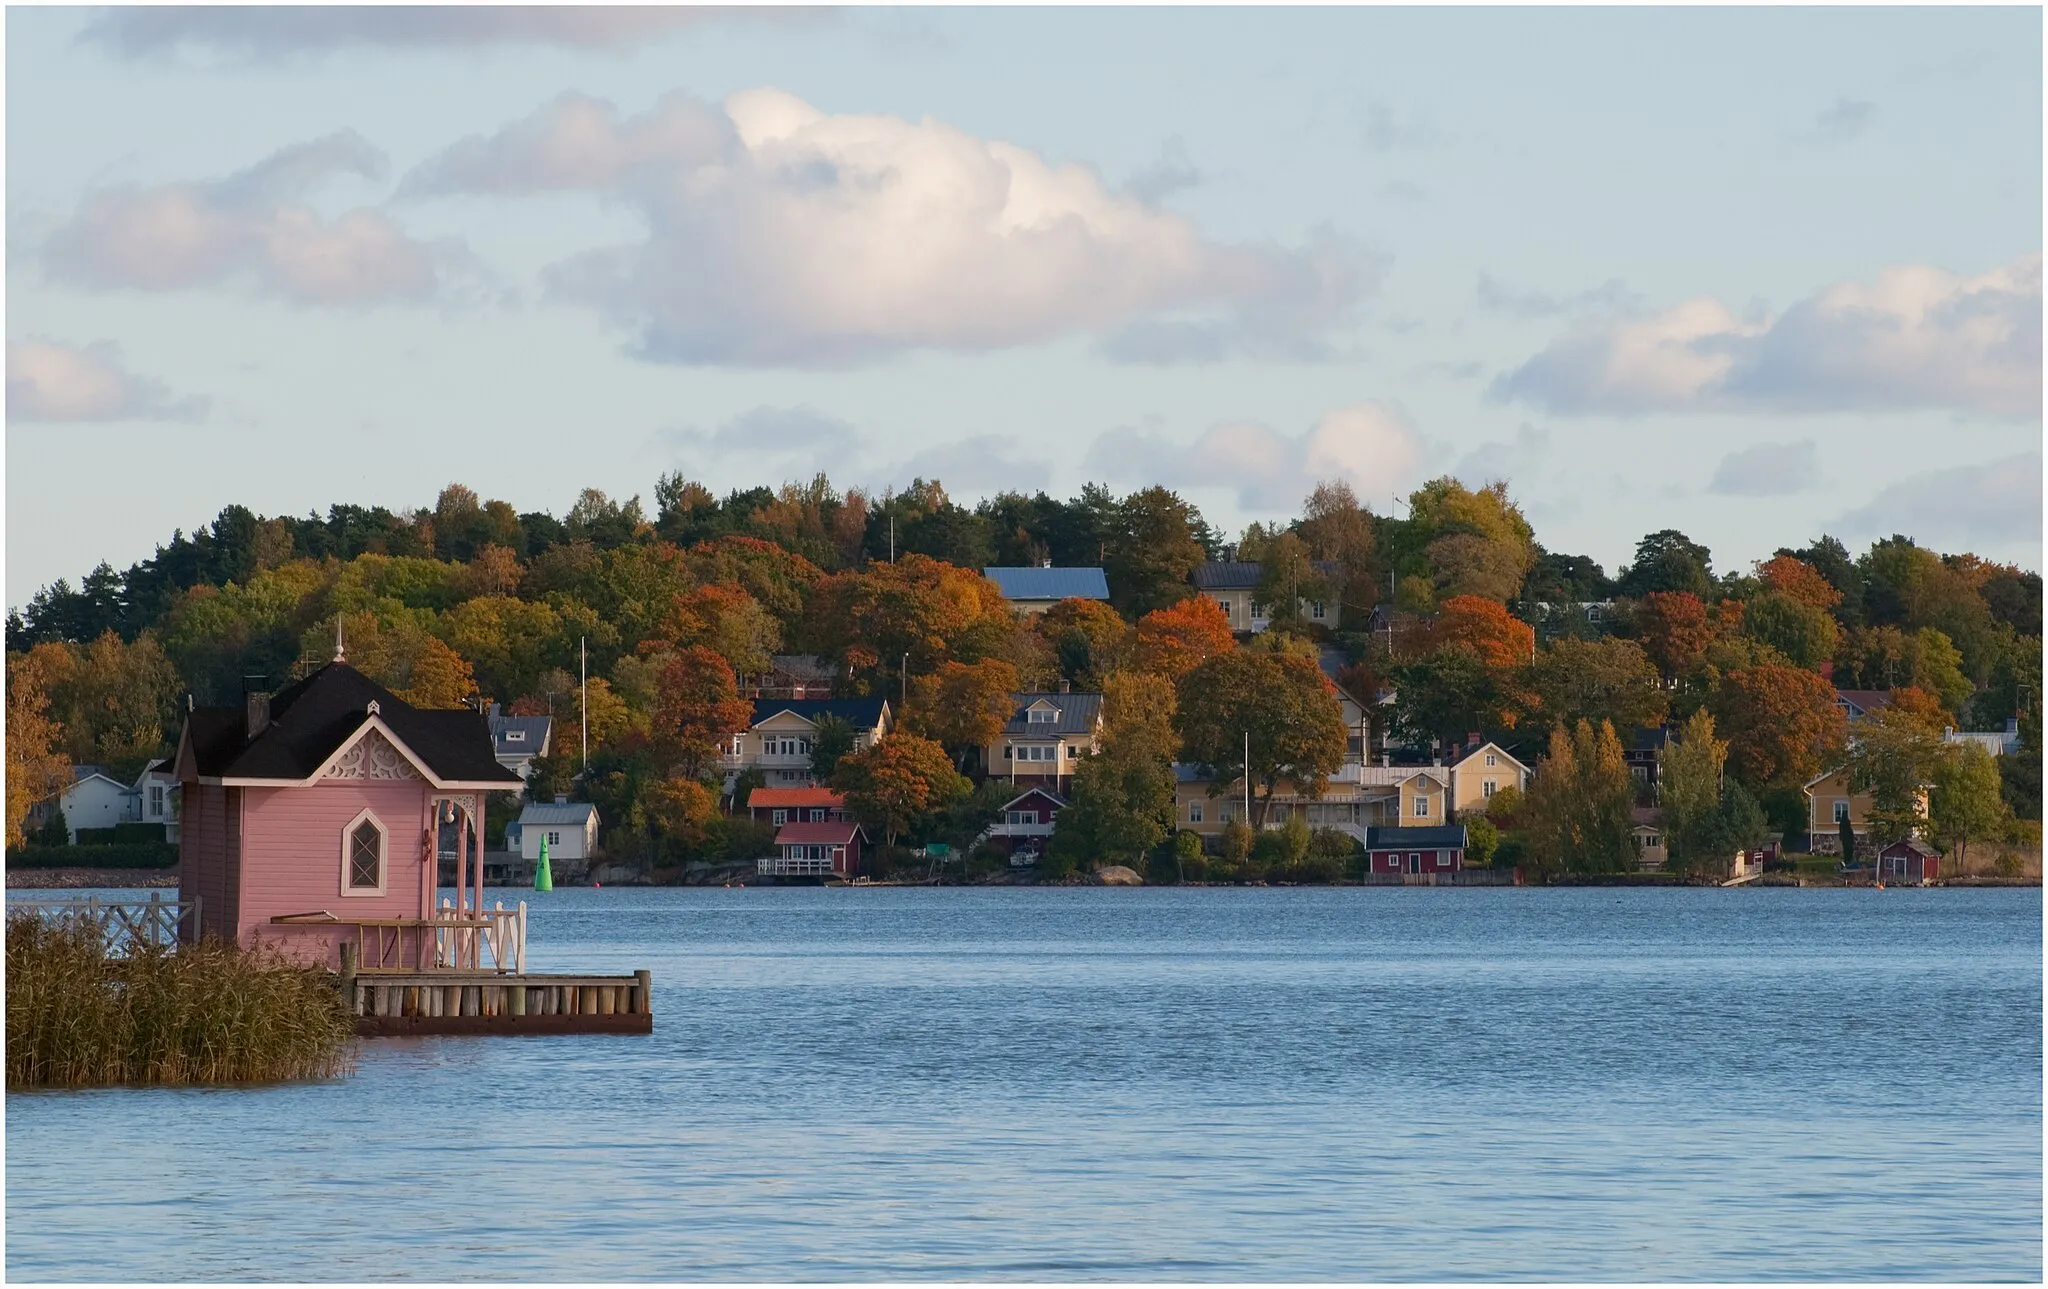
[1365,824,1468,876]
[173,655,523,967]
[761,820,865,878]
[987,787,1065,857]
[746,786,851,827]
[1877,839,1941,885]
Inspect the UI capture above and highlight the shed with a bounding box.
[517,798,599,862]
[761,820,865,878]
[1877,839,1941,885]
[1365,824,1468,876]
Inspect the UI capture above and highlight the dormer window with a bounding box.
[1027,707,1057,724]
[505,730,527,743]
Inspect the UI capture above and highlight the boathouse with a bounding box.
[173,651,523,968]
[1877,839,1941,885]
[1364,824,1469,876]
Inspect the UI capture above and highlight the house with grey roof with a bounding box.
[1191,560,1341,634]
[485,702,553,782]
[515,797,599,863]
[983,565,1111,615]
[722,696,895,789]
[984,690,1104,793]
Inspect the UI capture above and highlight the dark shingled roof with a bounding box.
[184,663,520,785]
[1366,825,1469,850]
[1002,692,1103,737]
[748,697,890,729]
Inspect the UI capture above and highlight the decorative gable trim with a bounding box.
[214,715,513,791]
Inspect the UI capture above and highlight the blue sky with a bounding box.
[7,5,2042,606]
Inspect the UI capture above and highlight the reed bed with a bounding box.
[6,911,355,1089]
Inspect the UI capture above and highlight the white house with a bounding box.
[516,797,599,862]
[130,759,181,843]
[485,703,553,781]
[55,766,131,842]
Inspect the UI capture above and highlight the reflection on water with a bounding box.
[7,886,2041,1281]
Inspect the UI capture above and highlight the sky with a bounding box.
[6,5,2042,608]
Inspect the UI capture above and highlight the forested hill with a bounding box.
[5,473,2040,855]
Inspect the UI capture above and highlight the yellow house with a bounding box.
[1173,742,1529,843]
[722,697,893,788]
[1803,769,1928,857]
[984,691,1105,795]
[1191,561,1340,634]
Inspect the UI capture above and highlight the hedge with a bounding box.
[6,842,179,870]
[73,822,168,846]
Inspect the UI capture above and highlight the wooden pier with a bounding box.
[338,944,652,1037]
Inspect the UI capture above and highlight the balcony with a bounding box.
[986,821,1055,837]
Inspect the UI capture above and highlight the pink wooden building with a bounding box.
[174,654,523,968]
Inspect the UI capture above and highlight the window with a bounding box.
[1016,745,1057,762]
[148,785,165,816]
[809,808,826,823]
[1311,601,1326,620]
[1833,800,1850,823]
[1413,796,1430,818]
[1004,744,1014,760]
[505,730,527,743]
[1484,753,1497,767]
[1482,780,1496,799]
[548,830,562,846]
[1216,596,1233,620]
[1027,707,1057,724]
[772,809,788,825]
[1189,801,1204,824]
[348,821,381,890]
[341,810,386,896]
[1250,601,1266,620]
[1645,833,1661,848]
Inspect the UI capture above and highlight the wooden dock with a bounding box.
[338,944,655,1038]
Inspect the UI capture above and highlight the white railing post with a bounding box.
[516,901,527,974]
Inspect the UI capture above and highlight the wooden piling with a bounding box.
[635,969,652,1015]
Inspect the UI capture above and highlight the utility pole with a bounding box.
[580,636,588,772]
[901,653,908,714]
[1244,729,1251,827]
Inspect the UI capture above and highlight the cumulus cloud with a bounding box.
[1087,403,1425,512]
[1708,440,1818,496]
[6,339,207,423]
[1490,256,2042,417]
[406,88,1374,365]
[1832,453,2042,553]
[40,132,472,305]
[1123,136,1204,204]
[79,6,807,57]
[653,406,1046,496]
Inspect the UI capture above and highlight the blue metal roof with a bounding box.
[982,566,1110,602]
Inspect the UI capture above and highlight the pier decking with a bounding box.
[339,942,654,1037]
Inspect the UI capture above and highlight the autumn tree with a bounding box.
[1522,719,1635,875]
[1743,591,1839,671]
[1389,645,1513,749]
[1133,596,1236,682]
[1653,708,1765,873]
[1755,555,1842,612]
[39,631,184,778]
[1428,595,1536,671]
[1634,591,1714,682]
[1175,650,1347,827]
[801,553,1013,683]
[646,582,780,677]
[651,646,753,778]
[904,659,1021,767]
[397,636,477,709]
[1711,663,1847,791]
[1928,742,2008,869]
[1845,705,1948,845]
[643,775,719,854]
[1297,480,1379,619]
[1046,671,1179,874]
[1253,531,1334,630]
[1104,486,1210,617]
[6,651,74,847]
[830,732,971,846]
[1529,637,1669,740]
[1034,598,1131,689]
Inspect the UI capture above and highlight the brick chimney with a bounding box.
[242,675,270,739]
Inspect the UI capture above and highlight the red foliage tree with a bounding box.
[652,645,754,778]
[1636,591,1714,681]
[1710,662,1847,790]
[1133,596,1237,681]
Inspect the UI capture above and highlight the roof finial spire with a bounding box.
[334,614,346,664]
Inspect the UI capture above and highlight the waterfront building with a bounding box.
[723,697,893,788]
[986,690,1104,795]
[761,820,865,877]
[1363,824,1470,875]
[1172,740,1529,847]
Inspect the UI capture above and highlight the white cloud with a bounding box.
[1473,272,1637,320]
[660,405,857,457]
[80,7,806,57]
[1454,423,1551,484]
[1491,256,2042,418]
[1087,403,1425,512]
[6,339,207,423]
[1811,98,1875,145]
[1708,440,1818,497]
[1832,454,2042,553]
[406,88,1374,365]
[40,132,472,305]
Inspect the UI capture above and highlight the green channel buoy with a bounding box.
[534,833,553,892]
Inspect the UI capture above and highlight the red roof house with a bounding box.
[761,820,866,878]
[746,786,850,826]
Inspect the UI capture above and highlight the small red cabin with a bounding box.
[764,820,866,878]
[173,658,522,966]
[1365,824,1468,876]
[1877,839,1941,885]
[988,787,1065,856]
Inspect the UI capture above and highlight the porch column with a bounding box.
[456,808,470,915]
[473,801,485,925]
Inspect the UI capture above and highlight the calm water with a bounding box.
[6,885,2041,1281]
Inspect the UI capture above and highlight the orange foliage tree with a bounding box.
[829,731,972,846]
[1035,598,1131,687]
[802,554,1013,680]
[1428,595,1536,671]
[905,659,1022,764]
[1710,662,1848,790]
[1756,555,1843,612]
[1636,591,1715,681]
[652,646,754,778]
[1133,596,1237,682]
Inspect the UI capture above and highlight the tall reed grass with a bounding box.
[6,911,355,1089]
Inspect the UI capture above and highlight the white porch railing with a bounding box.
[434,899,528,973]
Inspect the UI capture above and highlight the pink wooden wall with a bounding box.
[237,780,436,965]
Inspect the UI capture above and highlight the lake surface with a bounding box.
[6,885,2041,1281]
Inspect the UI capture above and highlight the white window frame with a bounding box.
[1413,796,1430,818]
[548,830,562,846]
[1189,801,1204,824]
[1485,753,1497,767]
[1833,800,1850,823]
[772,809,788,825]
[1027,707,1058,724]
[340,808,388,898]
[505,730,527,743]
[1482,780,1496,799]
[1310,601,1326,620]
